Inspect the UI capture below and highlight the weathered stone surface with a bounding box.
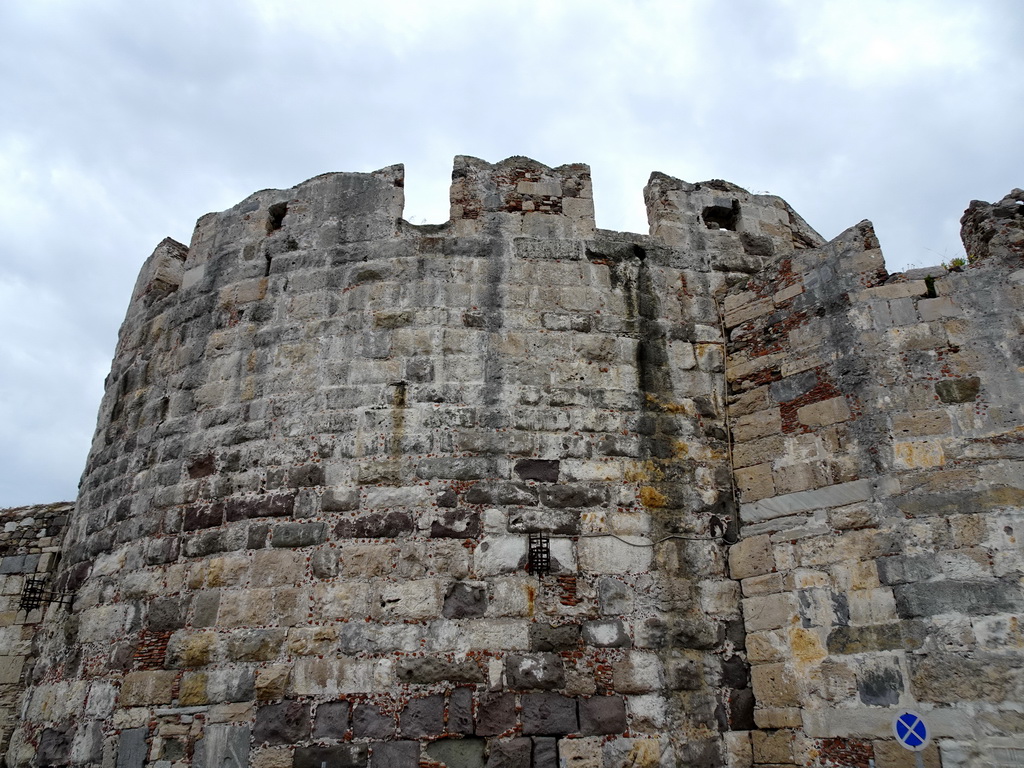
[294,745,367,768]
[399,694,445,738]
[578,695,627,735]
[254,701,310,745]
[443,581,488,618]
[115,727,148,768]
[196,724,250,768]
[424,738,487,768]
[521,692,578,735]
[353,704,395,739]
[475,693,516,736]
[369,741,419,768]
[313,700,350,739]
[506,654,566,690]
[894,580,1024,618]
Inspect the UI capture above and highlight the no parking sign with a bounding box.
[893,710,929,767]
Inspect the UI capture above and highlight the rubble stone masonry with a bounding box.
[4,158,1022,768]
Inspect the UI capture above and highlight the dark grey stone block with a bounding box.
[370,740,419,768]
[353,704,395,739]
[313,701,350,739]
[876,554,937,586]
[485,737,532,768]
[538,485,606,508]
[253,701,310,745]
[443,582,488,618]
[475,693,516,736]
[294,744,367,768]
[290,463,325,488]
[506,654,566,690]
[464,481,538,506]
[425,738,486,768]
[520,693,577,735]
[270,521,325,548]
[935,377,980,403]
[894,580,1024,618]
[769,370,818,402]
[532,737,559,768]
[430,509,482,538]
[322,487,360,512]
[416,457,495,480]
[514,459,560,483]
[399,694,444,738]
[447,686,474,735]
[195,724,250,768]
[529,623,580,652]
[578,695,626,735]
[729,688,755,730]
[116,727,148,768]
[858,663,904,706]
[148,596,187,631]
[38,723,74,767]
[396,656,486,684]
[335,511,414,538]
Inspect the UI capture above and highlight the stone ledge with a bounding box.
[740,479,873,524]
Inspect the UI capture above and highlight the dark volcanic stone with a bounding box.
[425,738,486,768]
[514,459,560,483]
[485,737,532,768]
[254,701,310,745]
[313,700,350,738]
[506,654,566,690]
[399,694,444,738]
[475,693,516,736]
[370,741,419,768]
[578,695,627,735]
[294,744,367,768]
[353,704,395,739]
[529,623,580,652]
[270,521,325,548]
[443,581,488,618]
[935,376,980,403]
[335,511,414,538]
[521,693,577,736]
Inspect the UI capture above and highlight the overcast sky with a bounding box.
[2,0,1022,507]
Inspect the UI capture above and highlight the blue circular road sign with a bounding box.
[893,710,929,751]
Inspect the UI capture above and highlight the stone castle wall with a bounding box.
[5,158,1023,768]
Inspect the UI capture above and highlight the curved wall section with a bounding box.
[11,158,748,768]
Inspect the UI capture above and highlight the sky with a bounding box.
[1,0,1022,507]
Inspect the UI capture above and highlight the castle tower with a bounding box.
[7,159,1023,768]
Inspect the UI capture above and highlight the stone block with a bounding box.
[0,654,25,685]
[370,741,419,768]
[514,459,560,482]
[374,579,442,620]
[728,534,775,580]
[270,521,325,548]
[581,619,630,648]
[732,408,781,442]
[742,592,797,632]
[294,745,367,768]
[578,695,627,735]
[119,671,176,707]
[400,694,445,738]
[598,577,634,615]
[485,737,532,768]
[449,686,474,735]
[115,727,149,768]
[521,692,578,735]
[196,724,250,768]
[556,736,602,768]
[797,396,851,427]
[425,738,486,768]
[750,662,800,707]
[254,701,310,745]
[475,693,516,736]
[611,651,663,694]
[443,581,488,618]
[741,479,872,524]
[313,700,350,739]
[506,653,566,690]
[578,535,652,574]
[752,729,794,764]
[894,580,1023,618]
[735,463,775,502]
[935,377,980,403]
[353,703,395,739]
[892,410,951,437]
[396,656,485,685]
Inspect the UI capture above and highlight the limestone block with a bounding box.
[475,536,527,576]
[847,588,898,625]
[557,736,602,768]
[918,295,960,321]
[728,534,775,580]
[750,662,800,707]
[291,657,390,696]
[797,396,851,427]
[0,655,24,685]
[752,729,795,764]
[466,620,529,651]
[578,535,653,574]
[742,592,798,632]
[314,582,371,620]
[624,693,668,730]
[735,463,775,503]
[731,408,782,442]
[858,281,927,300]
[892,410,951,437]
[119,671,176,707]
[741,479,873,524]
[611,651,663,693]
[374,579,442,621]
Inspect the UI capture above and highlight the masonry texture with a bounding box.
[4,158,1023,768]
